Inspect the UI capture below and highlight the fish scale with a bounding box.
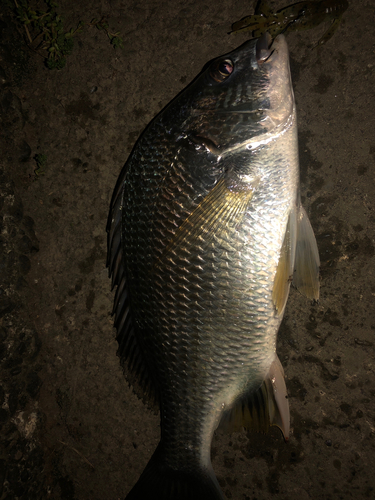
[107,33,319,500]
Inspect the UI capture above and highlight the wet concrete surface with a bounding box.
[0,0,375,498]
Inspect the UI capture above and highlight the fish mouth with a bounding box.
[256,32,274,63]
[255,33,294,132]
[225,33,294,141]
[226,33,295,152]
[257,32,289,63]
[263,33,291,78]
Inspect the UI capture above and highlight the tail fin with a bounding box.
[125,443,224,500]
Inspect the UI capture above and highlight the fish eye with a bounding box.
[210,59,234,83]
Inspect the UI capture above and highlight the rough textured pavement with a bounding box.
[0,1,374,499]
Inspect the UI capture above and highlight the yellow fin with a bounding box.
[293,206,320,300]
[159,178,257,262]
[265,355,290,440]
[272,209,297,316]
[219,356,290,441]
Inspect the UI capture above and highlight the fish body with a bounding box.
[107,33,319,500]
[231,0,348,46]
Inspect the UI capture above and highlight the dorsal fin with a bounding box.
[107,173,159,408]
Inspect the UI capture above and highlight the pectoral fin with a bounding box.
[159,178,257,262]
[293,206,320,300]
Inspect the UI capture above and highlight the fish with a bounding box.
[231,0,348,47]
[107,32,320,500]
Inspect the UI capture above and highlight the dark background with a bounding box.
[0,1,374,498]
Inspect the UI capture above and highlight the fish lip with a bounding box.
[260,34,288,67]
[256,32,273,63]
[268,34,288,58]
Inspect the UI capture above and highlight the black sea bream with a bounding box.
[107,33,320,500]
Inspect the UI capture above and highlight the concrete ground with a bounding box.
[0,0,374,498]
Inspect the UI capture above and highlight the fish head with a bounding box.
[181,33,295,156]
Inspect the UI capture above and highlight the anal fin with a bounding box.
[219,356,290,441]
